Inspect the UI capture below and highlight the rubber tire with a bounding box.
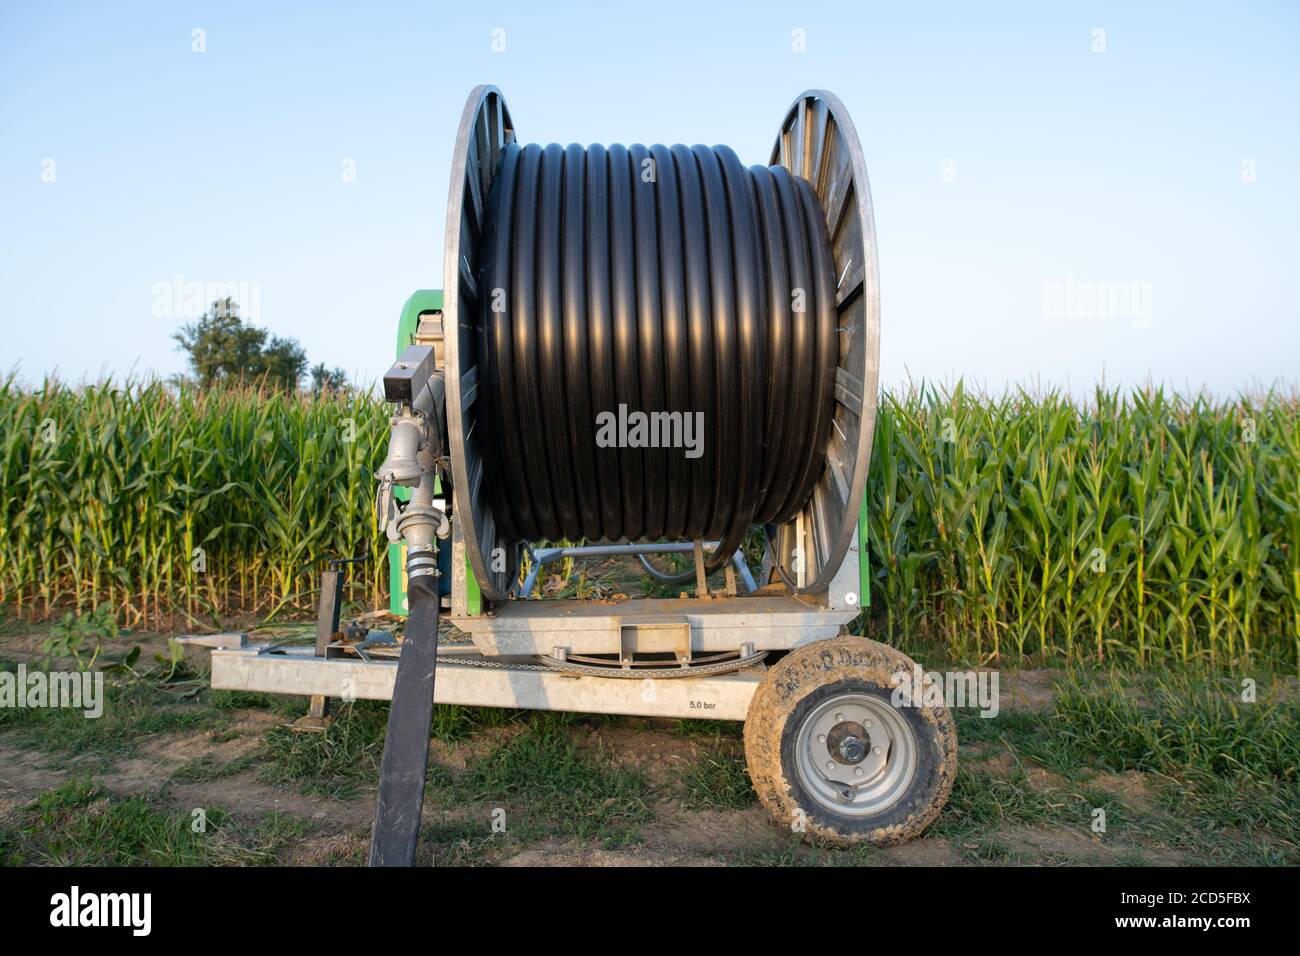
[744,635,957,847]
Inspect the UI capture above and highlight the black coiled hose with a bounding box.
[478,141,838,573]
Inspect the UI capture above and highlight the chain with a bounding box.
[538,650,767,678]
[378,635,769,679]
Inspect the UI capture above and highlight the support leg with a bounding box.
[693,540,709,598]
[295,567,344,732]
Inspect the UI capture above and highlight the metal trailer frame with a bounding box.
[210,530,863,721]
[211,643,763,721]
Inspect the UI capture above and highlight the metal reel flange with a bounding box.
[443,84,518,600]
[768,89,881,596]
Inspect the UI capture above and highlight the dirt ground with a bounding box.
[0,620,1295,867]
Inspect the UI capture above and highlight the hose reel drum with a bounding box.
[441,85,881,603]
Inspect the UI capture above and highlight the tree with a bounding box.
[173,299,307,391]
[310,363,349,395]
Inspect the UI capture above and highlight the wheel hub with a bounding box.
[794,693,918,817]
[826,721,869,764]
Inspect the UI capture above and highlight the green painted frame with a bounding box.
[388,290,482,616]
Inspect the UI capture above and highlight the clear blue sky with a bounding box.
[3,1,1297,395]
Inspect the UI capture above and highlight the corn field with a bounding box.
[867,383,1298,670]
[0,376,390,627]
[1,376,1296,670]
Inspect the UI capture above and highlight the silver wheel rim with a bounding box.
[793,692,917,817]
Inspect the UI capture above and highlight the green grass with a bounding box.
[258,700,389,799]
[726,836,881,867]
[681,742,757,811]
[938,666,1300,863]
[1047,670,1299,779]
[1150,772,1297,864]
[959,836,1016,863]
[949,666,1299,784]
[668,717,744,739]
[429,704,524,743]
[0,779,308,866]
[170,751,258,784]
[211,689,311,717]
[0,675,218,770]
[933,764,1072,838]
[416,819,508,866]
[952,707,1043,748]
[253,704,653,851]
[255,700,536,799]
[437,716,654,846]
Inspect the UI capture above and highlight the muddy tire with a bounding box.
[744,635,957,847]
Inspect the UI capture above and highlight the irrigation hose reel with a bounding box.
[443,85,882,603]
[223,85,958,864]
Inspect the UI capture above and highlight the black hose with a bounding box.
[479,142,837,573]
[369,566,439,867]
